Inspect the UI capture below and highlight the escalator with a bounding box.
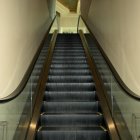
[35,34,110,140]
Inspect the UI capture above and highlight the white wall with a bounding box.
[81,0,140,95]
[60,15,79,33]
[0,0,56,98]
[56,0,79,33]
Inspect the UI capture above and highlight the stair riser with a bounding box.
[51,65,89,69]
[42,102,99,113]
[44,92,96,101]
[37,131,107,140]
[51,60,87,64]
[40,115,103,126]
[46,83,95,91]
[47,76,93,83]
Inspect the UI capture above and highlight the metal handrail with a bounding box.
[77,15,81,33]
[26,30,58,140]
[79,29,120,140]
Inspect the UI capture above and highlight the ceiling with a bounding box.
[57,0,79,12]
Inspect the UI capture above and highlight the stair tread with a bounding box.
[42,101,99,113]
[44,91,96,101]
[40,114,103,126]
[52,61,87,64]
[49,69,91,75]
[46,83,96,91]
[38,126,106,131]
[41,112,102,115]
[37,128,107,140]
[48,75,93,83]
[53,56,86,59]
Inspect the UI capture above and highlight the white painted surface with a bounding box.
[81,0,140,95]
[80,0,140,137]
[0,0,56,98]
[56,0,80,33]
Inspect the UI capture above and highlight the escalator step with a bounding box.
[44,91,96,101]
[48,75,93,83]
[37,127,107,140]
[42,101,99,113]
[52,60,87,64]
[40,114,103,126]
[49,69,91,75]
[56,42,81,44]
[54,47,83,50]
[53,51,84,54]
[51,64,89,69]
[53,54,85,57]
[54,50,84,53]
[53,56,86,60]
[46,83,95,91]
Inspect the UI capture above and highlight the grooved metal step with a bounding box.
[40,114,103,126]
[52,60,87,64]
[48,75,93,83]
[54,47,83,50]
[42,101,99,113]
[53,53,85,57]
[44,91,96,101]
[54,50,84,53]
[53,56,86,60]
[49,69,91,75]
[51,64,89,69]
[37,127,107,140]
[46,83,95,91]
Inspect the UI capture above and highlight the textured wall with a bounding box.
[0,0,55,98]
[81,0,140,95]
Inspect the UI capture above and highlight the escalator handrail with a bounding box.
[78,15,140,100]
[79,29,121,140]
[0,16,57,102]
[77,15,81,33]
[26,30,58,140]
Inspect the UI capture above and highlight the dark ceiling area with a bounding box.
[58,0,79,12]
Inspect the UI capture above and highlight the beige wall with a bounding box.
[81,0,140,95]
[56,0,79,33]
[0,0,55,98]
[60,15,79,33]
[80,0,92,19]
